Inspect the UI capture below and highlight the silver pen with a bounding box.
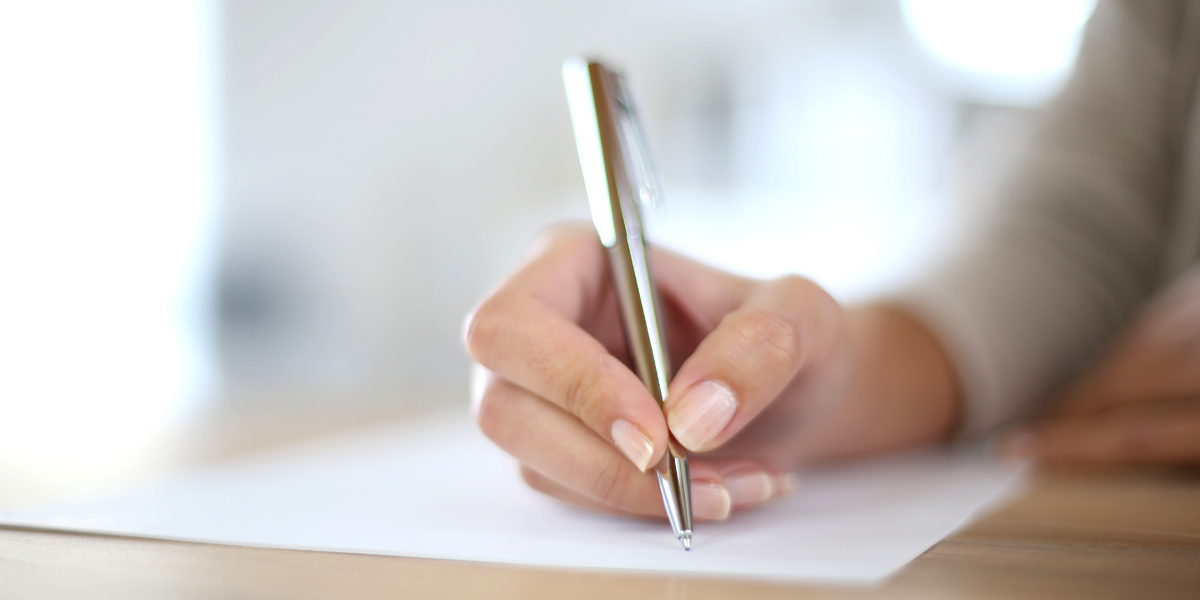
[562,58,693,550]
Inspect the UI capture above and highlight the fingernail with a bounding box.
[998,429,1038,459]
[690,481,732,521]
[611,419,654,472]
[725,471,775,507]
[668,381,738,451]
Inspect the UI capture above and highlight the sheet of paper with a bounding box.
[0,411,1025,585]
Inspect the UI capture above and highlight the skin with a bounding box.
[463,224,958,520]
[464,224,1200,521]
[998,265,1200,466]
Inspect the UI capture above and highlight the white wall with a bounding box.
[217,0,832,403]
[0,0,218,503]
[215,0,1080,407]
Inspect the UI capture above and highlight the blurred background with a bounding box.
[0,0,1094,506]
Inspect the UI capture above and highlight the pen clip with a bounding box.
[613,75,664,212]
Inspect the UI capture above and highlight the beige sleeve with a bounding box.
[896,0,1193,436]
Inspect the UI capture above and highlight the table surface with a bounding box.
[2,411,1199,600]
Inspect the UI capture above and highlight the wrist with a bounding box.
[790,304,960,462]
[853,304,960,441]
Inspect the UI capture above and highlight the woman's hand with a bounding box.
[464,223,959,521]
[1001,266,1200,465]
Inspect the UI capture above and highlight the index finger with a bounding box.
[664,275,841,452]
[463,225,668,471]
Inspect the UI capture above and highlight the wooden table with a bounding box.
[2,411,1198,599]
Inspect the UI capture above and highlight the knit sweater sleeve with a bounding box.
[894,0,1190,435]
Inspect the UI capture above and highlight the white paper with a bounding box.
[0,411,1025,585]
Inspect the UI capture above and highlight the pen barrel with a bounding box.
[668,451,693,533]
[608,236,694,538]
[570,58,692,544]
[606,239,670,405]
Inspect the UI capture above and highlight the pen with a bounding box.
[562,58,693,550]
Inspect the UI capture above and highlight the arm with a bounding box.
[897,0,1194,435]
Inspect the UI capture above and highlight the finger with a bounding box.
[521,458,790,518]
[464,229,668,472]
[999,400,1200,465]
[475,374,732,520]
[651,249,758,367]
[1048,347,1153,417]
[664,275,841,452]
[520,464,630,516]
[651,248,757,332]
[1047,373,1122,417]
[702,458,796,510]
[1052,348,1200,417]
[519,462,740,522]
[506,223,625,344]
[1050,268,1200,418]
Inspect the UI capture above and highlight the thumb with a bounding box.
[664,275,841,452]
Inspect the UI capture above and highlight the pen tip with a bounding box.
[680,533,691,551]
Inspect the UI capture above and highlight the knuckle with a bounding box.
[462,295,505,363]
[560,359,603,423]
[773,274,816,297]
[777,274,838,313]
[559,353,627,425]
[734,308,803,370]
[592,455,633,507]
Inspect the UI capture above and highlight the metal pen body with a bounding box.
[562,58,693,549]
[607,236,694,549]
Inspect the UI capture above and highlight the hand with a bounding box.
[464,223,958,521]
[1000,266,1200,465]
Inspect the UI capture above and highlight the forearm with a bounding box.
[889,1,1185,436]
